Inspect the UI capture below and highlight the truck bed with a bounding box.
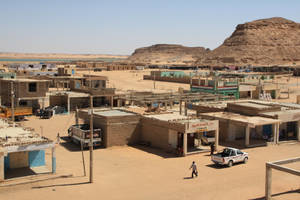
[0,106,32,118]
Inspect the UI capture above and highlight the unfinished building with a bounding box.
[0,119,55,181]
[0,78,50,111]
[49,75,115,112]
[57,64,76,76]
[114,91,234,115]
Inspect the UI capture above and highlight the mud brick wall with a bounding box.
[140,118,170,150]
[219,120,229,141]
[49,95,68,108]
[105,115,141,147]
[70,97,90,111]
[106,121,140,147]
[17,82,49,98]
[79,111,141,148]
[0,80,11,105]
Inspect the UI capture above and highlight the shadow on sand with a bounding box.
[32,181,90,189]
[132,145,177,159]
[59,136,103,152]
[5,168,36,179]
[250,189,300,200]
[183,176,194,180]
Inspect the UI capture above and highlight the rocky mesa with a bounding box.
[196,17,300,66]
[127,44,209,65]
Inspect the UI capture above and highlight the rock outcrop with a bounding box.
[196,17,300,66]
[127,44,209,65]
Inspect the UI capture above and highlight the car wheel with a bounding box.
[228,160,233,167]
[243,157,248,164]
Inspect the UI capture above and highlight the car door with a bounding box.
[230,150,238,163]
[236,150,244,162]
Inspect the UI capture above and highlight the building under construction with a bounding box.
[0,119,55,181]
[0,78,50,111]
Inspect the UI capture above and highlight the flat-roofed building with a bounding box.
[0,78,49,110]
[0,119,55,181]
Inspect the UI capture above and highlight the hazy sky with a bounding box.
[0,0,299,55]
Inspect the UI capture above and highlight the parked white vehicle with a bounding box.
[211,147,248,167]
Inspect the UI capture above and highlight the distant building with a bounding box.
[8,63,56,72]
[0,72,16,79]
[57,64,76,76]
[191,78,240,99]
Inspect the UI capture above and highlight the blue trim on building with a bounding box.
[28,150,45,167]
[4,156,9,172]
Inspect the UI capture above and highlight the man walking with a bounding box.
[190,161,198,178]
[210,143,215,155]
[56,132,60,144]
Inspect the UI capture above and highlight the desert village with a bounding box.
[0,17,300,200]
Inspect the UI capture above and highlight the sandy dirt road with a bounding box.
[0,114,299,200]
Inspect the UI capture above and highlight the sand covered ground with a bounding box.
[0,111,298,200]
[78,69,191,93]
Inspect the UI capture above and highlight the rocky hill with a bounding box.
[127,44,209,65]
[196,17,300,66]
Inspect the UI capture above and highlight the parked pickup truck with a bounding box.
[68,124,102,148]
[211,147,248,167]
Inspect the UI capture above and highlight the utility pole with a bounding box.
[89,95,93,183]
[10,81,15,126]
[190,72,193,89]
[76,106,86,176]
[89,63,94,183]
[153,74,156,89]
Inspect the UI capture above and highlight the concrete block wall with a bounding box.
[17,82,49,99]
[141,119,170,151]
[49,95,68,108]
[70,97,90,111]
[106,122,140,147]
[219,120,229,141]
[105,115,141,147]
[0,80,12,106]
[8,152,29,169]
[80,112,141,148]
